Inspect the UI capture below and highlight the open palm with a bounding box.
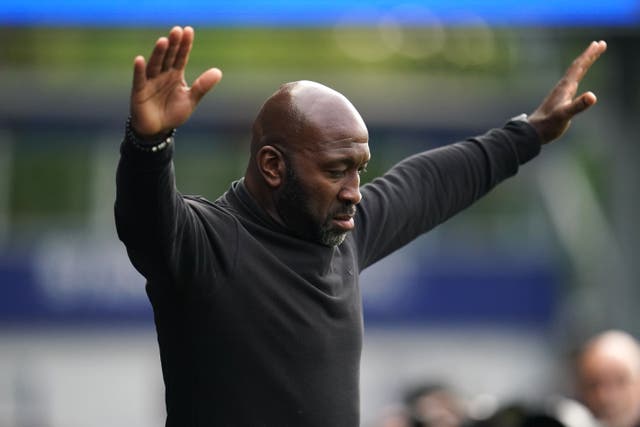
[529,40,607,144]
[130,26,222,138]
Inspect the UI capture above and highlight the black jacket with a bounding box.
[115,119,541,427]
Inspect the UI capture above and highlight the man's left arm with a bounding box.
[355,118,538,268]
[355,41,607,269]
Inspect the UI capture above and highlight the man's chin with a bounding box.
[319,230,348,247]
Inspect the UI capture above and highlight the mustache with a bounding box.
[332,204,357,217]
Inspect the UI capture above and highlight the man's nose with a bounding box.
[338,172,362,205]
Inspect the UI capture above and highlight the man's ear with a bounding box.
[256,145,286,188]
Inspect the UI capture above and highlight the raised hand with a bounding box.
[130,26,223,139]
[528,40,607,144]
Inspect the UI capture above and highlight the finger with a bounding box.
[565,41,605,82]
[190,68,223,105]
[161,26,183,71]
[565,40,607,83]
[565,91,597,117]
[546,76,578,106]
[173,26,195,70]
[146,37,169,79]
[132,55,147,93]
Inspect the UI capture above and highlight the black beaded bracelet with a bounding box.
[125,116,176,153]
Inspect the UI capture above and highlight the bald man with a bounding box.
[115,26,607,426]
[576,331,640,427]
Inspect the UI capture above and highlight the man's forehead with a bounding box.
[300,137,370,157]
[302,135,368,148]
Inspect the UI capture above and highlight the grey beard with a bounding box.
[319,227,347,247]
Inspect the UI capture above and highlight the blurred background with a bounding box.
[1,1,639,426]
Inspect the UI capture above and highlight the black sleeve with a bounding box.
[114,134,236,292]
[354,119,541,270]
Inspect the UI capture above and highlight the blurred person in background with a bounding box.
[575,330,640,427]
[403,383,468,427]
[372,382,467,427]
[115,26,606,426]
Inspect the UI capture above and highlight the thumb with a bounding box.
[566,91,597,117]
[190,68,223,105]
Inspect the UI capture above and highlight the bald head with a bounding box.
[576,330,640,427]
[250,80,368,156]
[581,331,640,369]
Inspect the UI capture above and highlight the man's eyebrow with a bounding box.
[322,157,369,168]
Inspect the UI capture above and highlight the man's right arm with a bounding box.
[114,26,222,283]
[114,123,179,281]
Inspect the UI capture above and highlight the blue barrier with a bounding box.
[1,0,638,27]
[0,237,557,328]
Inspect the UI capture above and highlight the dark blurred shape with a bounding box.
[470,403,566,427]
[521,415,565,427]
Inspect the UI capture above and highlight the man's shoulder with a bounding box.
[182,194,241,226]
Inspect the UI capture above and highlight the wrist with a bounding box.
[125,116,176,153]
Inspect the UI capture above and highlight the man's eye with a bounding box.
[357,167,368,176]
[328,170,346,178]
